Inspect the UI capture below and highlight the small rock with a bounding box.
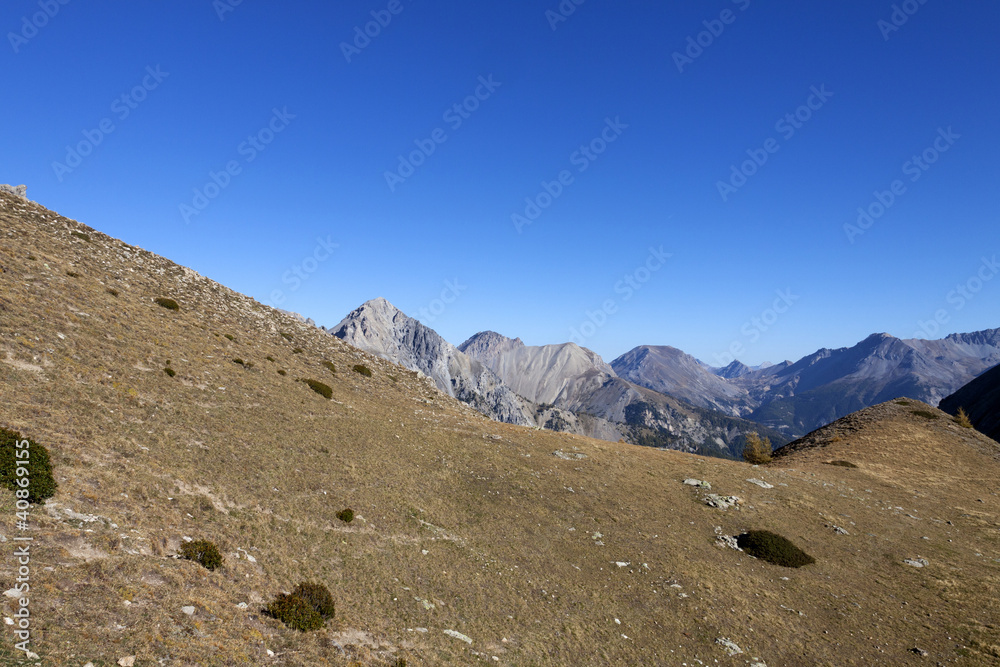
[716,535,742,551]
[832,525,849,535]
[2,617,11,625]
[181,606,196,615]
[118,657,136,667]
[444,629,473,644]
[553,450,587,460]
[3,588,22,598]
[266,649,274,656]
[615,561,630,568]
[237,602,248,609]
[746,478,773,489]
[903,558,929,568]
[683,478,711,489]
[715,637,744,656]
[704,494,741,510]
[910,647,929,656]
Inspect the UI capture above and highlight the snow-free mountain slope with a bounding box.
[940,363,1000,442]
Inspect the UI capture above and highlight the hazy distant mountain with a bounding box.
[459,332,788,457]
[745,331,1000,435]
[613,330,1000,437]
[328,299,533,425]
[940,363,1000,442]
[610,346,752,416]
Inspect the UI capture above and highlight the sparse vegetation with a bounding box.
[896,400,911,406]
[336,508,354,523]
[27,255,36,261]
[233,358,253,369]
[266,355,275,362]
[322,361,336,375]
[954,407,973,428]
[224,334,235,342]
[106,288,119,297]
[912,410,939,420]
[66,270,81,278]
[736,530,815,568]
[280,332,293,341]
[742,432,773,465]
[164,367,176,377]
[0,428,58,504]
[70,231,91,242]
[265,592,324,632]
[179,539,224,571]
[277,369,287,376]
[352,364,372,378]
[824,460,858,468]
[293,347,303,354]
[155,297,180,311]
[303,379,332,399]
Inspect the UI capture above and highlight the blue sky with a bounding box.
[3,1,998,366]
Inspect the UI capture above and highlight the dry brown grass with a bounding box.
[0,191,998,665]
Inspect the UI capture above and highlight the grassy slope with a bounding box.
[0,192,999,665]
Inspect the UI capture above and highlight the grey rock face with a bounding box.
[329,298,533,426]
[0,184,27,198]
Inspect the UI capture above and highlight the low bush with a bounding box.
[107,288,119,297]
[824,460,857,468]
[70,231,91,242]
[233,359,253,369]
[741,432,772,465]
[224,334,235,342]
[336,508,354,523]
[0,428,58,504]
[280,332,293,341]
[912,410,939,420]
[179,539,224,571]
[352,364,372,378]
[322,361,336,375]
[895,400,911,406]
[278,370,287,376]
[265,593,324,632]
[293,347,304,354]
[736,530,815,568]
[266,356,275,362]
[155,298,180,311]
[304,379,332,399]
[954,407,973,428]
[27,255,36,261]
[291,582,336,619]
[66,271,81,278]
[164,367,176,378]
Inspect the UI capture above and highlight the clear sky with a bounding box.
[3,1,998,366]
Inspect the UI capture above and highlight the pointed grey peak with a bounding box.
[329,299,532,426]
[277,309,317,328]
[716,360,752,379]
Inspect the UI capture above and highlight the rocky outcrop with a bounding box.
[0,184,27,199]
[328,298,533,426]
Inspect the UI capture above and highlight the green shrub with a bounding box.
[741,432,772,465]
[266,356,275,362]
[280,332,293,341]
[70,231,91,242]
[265,593,324,632]
[352,364,372,378]
[179,539,224,571]
[895,400,911,406]
[336,508,354,523]
[954,407,973,428]
[322,361,336,375]
[224,334,235,342]
[107,288,119,297]
[0,428,58,504]
[233,359,253,369]
[912,410,939,420]
[278,370,287,376]
[293,347,304,354]
[291,582,336,619]
[27,255,36,261]
[736,530,815,568]
[66,271,81,278]
[164,367,176,378]
[304,379,332,399]
[155,298,180,311]
[824,460,857,468]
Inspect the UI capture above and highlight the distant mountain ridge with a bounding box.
[615,329,1000,437]
[328,299,533,426]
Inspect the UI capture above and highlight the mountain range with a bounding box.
[940,361,1000,442]
[328,298,999,451]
